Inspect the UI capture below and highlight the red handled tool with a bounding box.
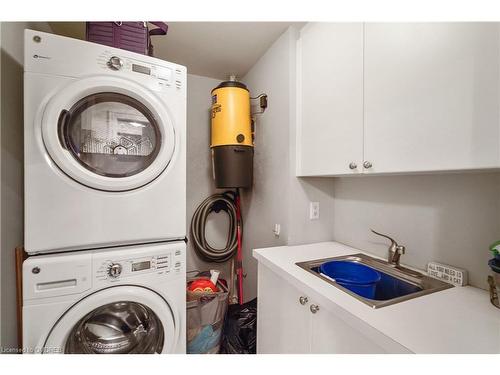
[235,189,244,305]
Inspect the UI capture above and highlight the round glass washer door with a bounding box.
[41,76,176,191]
[65,301,164,354]
[43,286,177,354]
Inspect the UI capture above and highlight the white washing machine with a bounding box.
[24,29,186,254]
[23,241,186,354]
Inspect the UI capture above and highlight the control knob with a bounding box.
[107,56,123,71]
[107,263,123,278]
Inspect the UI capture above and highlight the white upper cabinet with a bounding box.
[296,23,364,176]
[296,23,500,176]
[364,23,500,174]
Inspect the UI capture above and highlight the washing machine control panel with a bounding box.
[96,247,184,282]
[107,263,123,278]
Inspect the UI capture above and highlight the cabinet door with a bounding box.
[256,265,311,353]
[364,23,500,173]
[310,303,388,354]
[296,23,364,176]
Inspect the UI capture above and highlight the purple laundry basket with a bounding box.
[86,21,168,56]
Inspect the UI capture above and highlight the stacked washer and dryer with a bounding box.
[22,30,187,354]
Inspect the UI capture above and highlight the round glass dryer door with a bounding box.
[41,76,176,191]
[43,286,177,354]
[62,93,161,178]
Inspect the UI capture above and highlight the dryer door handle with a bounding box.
[57,109,70,150]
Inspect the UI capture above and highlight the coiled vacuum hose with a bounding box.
[190,191,242,263]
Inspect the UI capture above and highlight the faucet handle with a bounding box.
[371,229,406,266]
[370,229,399,246]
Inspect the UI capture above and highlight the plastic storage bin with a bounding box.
[488,259,500,309]
[186,272,229,354]
[320,261,381,299]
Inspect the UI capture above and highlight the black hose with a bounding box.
[190,191,241,263]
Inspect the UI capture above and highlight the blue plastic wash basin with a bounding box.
[319,261,381,299]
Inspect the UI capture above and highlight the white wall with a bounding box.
[332,172,500,289]
[186,39,297,300]
[186,28,335,302]
[241,27,334,301]
[1,21,52,350]
[185,73,232,279]
[286,27,335,246]
[187,28,333,300]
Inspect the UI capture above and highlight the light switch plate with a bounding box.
[427,262,468,286]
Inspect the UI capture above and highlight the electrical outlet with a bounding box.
[309,202,320,220]
[273,224,281,237]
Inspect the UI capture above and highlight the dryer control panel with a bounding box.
[24,29,186,95]
[95,53,185,92]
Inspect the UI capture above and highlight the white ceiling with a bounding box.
[49,22,304,80]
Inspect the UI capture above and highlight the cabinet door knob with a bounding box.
[363,161,373,169]
[349,162,357,170]
[310,304,320,314]
[299,296,308,305]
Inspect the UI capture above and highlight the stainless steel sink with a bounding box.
[296,253,453,309]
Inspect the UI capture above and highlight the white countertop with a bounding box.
[253,241,500,354]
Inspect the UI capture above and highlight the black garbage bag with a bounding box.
[220,298,257,354]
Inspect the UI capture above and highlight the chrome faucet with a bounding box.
[371,229,406,266]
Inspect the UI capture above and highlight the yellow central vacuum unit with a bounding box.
[211,80,253,188]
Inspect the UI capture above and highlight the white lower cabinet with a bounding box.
[309,303,387,354]
[257,264,399,354]
[257,264,311,353]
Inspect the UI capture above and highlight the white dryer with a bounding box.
[23,241,186,354]
[24,29,186,254]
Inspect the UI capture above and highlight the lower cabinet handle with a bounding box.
[310,304,320,314]
[299,296,308,305]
